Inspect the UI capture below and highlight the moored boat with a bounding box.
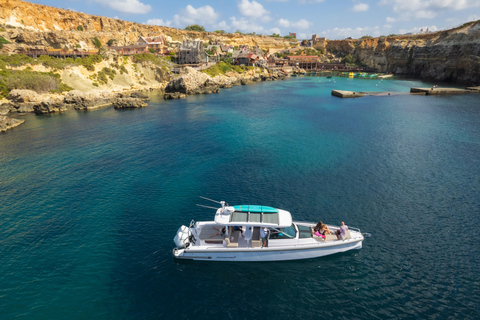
[173,199,368,261]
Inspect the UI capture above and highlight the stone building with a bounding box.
[178,41,207,64]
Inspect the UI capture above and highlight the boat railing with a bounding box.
[348,226,361,233]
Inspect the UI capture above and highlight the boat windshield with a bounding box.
[297,224,312,238]
[269,224,297,239]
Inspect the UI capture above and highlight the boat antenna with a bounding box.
[199,196,222,204]
[196,204,219,210]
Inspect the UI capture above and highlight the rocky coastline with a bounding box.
[0,66,287,133]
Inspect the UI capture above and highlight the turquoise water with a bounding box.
[1,76,479,319]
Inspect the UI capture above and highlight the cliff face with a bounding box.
[0,0,294,50]
[2,0,480,84]
[327,21,480,84]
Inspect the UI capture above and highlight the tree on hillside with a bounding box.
[185,24,205,32]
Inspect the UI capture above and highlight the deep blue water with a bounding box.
[1,76,479,319]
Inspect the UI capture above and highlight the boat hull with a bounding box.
[173,238,362,262]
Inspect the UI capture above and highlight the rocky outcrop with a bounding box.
[7,89,41,113]
[164,67,285,99]
[8,89,39,103]
[113,98,147,109]
[64,90,116,110]
[164,92,186,99]
[0,101,15,115]
[33,98,67,114]
[0,115,25,132]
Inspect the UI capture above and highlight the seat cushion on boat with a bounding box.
[227,231,240,247]
[314,234,337,241]
[342,230,352,240]
[227,230,240,247]
[199,226,225,240]
[326,234,337,241]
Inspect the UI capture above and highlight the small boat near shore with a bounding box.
[173,198,368,261]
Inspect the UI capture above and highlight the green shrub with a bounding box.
[0,54,35,67]
[76,54,102,71]
[119,65,127,75]
[0,69,72,97]
[38,55,76,69]
[148,48,155,53]
[92,67,116,85]
[77,25,84,31]
[0,37,10,44]
[92,37,102,48]
[202,62,245,77]
[343,54,357,64]
[106,39,116,46]
[132,53,169,71]
[75,44,81,48]
[184,24,205,32]
[92,82,99,87]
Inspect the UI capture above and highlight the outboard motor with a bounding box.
[173,225,190,248]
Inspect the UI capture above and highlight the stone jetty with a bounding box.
[410,87,476,95]
[331,90,366,98]
[332,86,480,98]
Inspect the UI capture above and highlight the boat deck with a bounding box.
[197,224,351,248]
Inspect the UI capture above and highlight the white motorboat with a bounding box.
[173,199,368,261]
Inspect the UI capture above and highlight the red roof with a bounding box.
[287,55,318,59]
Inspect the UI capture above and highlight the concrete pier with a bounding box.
[466,86,480,92]
[410,87,472,95]
[331,90,365,98]
[332,87,479,98]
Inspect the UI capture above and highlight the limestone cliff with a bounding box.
[1,0,479,84]
[0,0,294,51]
[326,20,480,84]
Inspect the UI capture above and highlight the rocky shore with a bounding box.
[0,66,287,133]
[164,66,286,99]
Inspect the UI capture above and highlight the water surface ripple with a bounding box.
[1,77,479,319]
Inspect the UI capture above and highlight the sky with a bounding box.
[28,0,480,39]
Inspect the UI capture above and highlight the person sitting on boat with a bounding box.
[311,221,327,241]
[210,226,226,238]
[335,221,348,240]
[313,221,323,234]
[260,227,269,248]
[313,221,329,234]
[233,226,245,238]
